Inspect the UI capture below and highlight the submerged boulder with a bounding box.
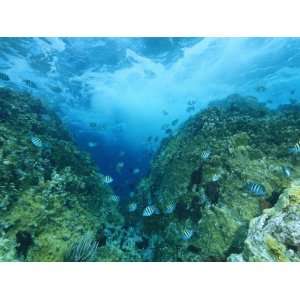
[132,94,300,261]
[0,88,141,261]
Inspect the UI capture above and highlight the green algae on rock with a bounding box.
[0,88,141,261]
[132,94,300,261]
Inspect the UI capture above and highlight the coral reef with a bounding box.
[0,88,141,261]
[1,88,300,262]
[132,94,300,261]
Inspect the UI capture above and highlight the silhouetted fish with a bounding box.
[89,122,97,128]
[187,100,196,106]
[186,106,195,113]
[0,72,10,81]
[165,129,172,135]
[23,79,37,89]
[255,85,266,92]
[171,119,179,126]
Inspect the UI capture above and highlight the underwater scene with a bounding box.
[0,37,300,262]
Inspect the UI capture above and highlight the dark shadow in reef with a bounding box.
[204,181,220,205]
[16,231,33,259]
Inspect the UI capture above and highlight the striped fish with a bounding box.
[128,202,137,212]
[0,72,10,81]
[103,175,113,184]
[31,137,43,148]
[246,182,266,196]
[182,228,193,241]
[288,142,300,154]
[23,79,37,89]
[111,195,120,202]
[142,205,157,217]
[201,150,211,160]
[164,201,176,214]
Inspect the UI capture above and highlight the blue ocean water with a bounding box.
[1,37,300,199]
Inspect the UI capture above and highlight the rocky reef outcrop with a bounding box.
[229,179,300,262]
[0,88,142,261]
[131,94,300,261]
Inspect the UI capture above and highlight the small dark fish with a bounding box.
[89,122,97,128]
[147,136,153,142]
[162,110,169,116]
[171,119,179,126]
[255,85,267,93]
[186,106,195,113]
[165,129,172,135]
[50,86,62,93]
[187,100,196,106]
[154,136,159,142]
[23,79,37,89]
[290,89,295,95]
[289,98,299,105]
[0,72,10,81]
[246,182,266,196]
